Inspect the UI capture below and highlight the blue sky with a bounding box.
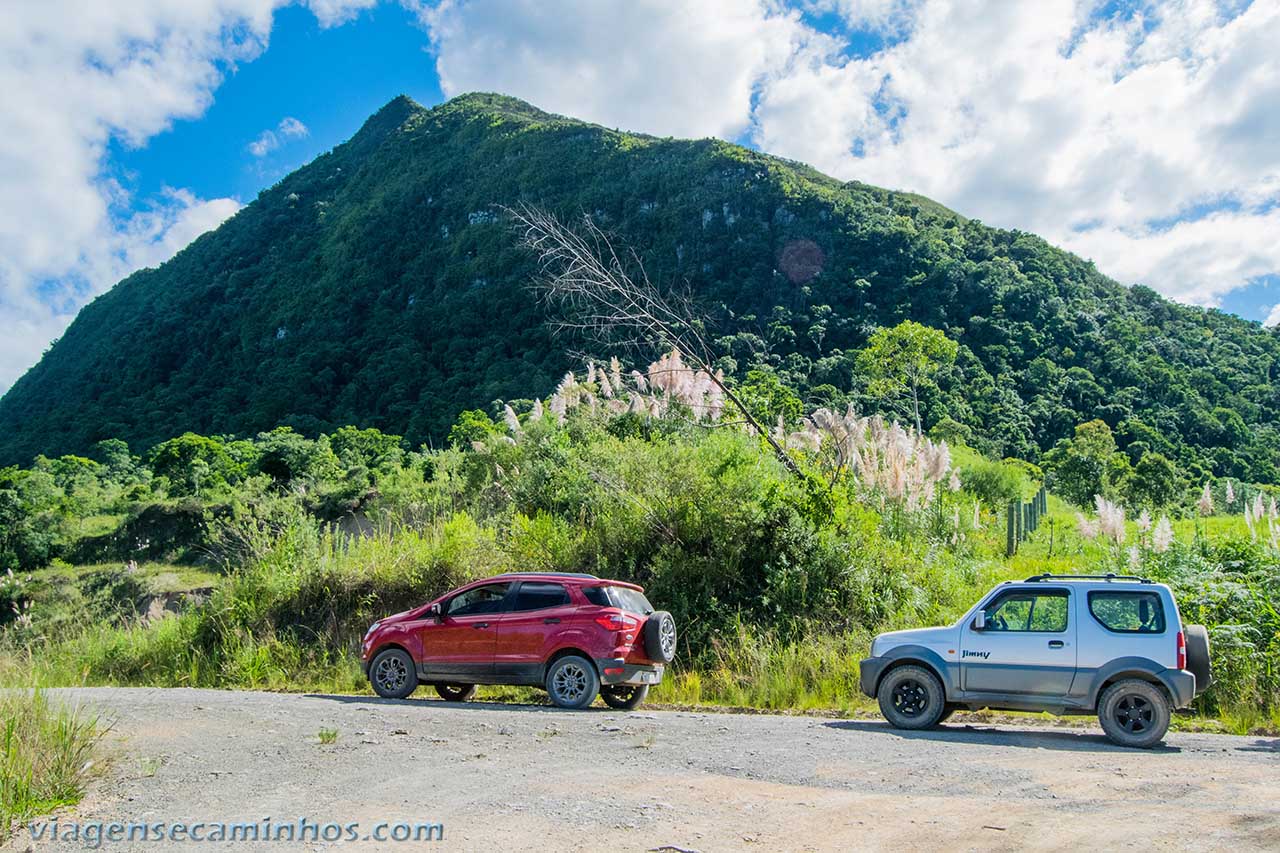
[108,4,443,207]
[2,0,1278,391]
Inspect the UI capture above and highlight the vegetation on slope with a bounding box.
[2,353,1276,732]
[1,93,1277,487]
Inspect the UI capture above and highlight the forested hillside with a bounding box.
[1,93,1277,483]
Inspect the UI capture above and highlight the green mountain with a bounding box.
[1,93,1277,481]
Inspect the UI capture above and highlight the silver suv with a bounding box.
[859,574,1212,747]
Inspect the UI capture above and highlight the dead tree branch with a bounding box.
[507,203,799,476]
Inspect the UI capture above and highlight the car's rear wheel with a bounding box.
[1098,679,1170,748]
[545,655,600,709]
[369,648,417,699]
[877,665,946,729]
[600,684,649,710]
[434,683,477,702]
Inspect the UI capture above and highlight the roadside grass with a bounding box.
[0,691,103,842]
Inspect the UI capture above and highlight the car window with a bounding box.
[510,582,570,612]
[1089,591,1166,633]
[583,585,653,614]
[983,591,1068,632]
[446,583,510,617]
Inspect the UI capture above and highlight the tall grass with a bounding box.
[0,691,102,841]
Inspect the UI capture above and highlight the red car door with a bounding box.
[418,582,511,681]
[494,581,576,682]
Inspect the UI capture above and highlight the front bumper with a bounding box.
[596,658,663,686]
[859,657,887,698]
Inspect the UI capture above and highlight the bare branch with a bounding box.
[507,203,799,476]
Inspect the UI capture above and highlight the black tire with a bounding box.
[1184,625,1212,695]
[545,655,600,709]
[643,611,677,663]
[434,683,477,702]
[369,648,417,699]
[600,684,649,710]
[877,665,947,729]
[1098,679,1170,748]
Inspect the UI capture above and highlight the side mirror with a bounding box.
[427,603,442,622]
[972,610,986,631]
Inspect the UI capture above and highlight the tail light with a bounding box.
[594,612,638,632]
[1176,630,1187,670]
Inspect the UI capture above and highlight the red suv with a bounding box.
[360,572,677,710]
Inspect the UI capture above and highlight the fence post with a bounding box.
[1006,502,1017,557]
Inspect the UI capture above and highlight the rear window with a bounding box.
[583,585,653,615]
[1089,591,1166,633]
[510,582,570,612]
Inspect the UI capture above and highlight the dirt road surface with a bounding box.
[13,688,1280,851]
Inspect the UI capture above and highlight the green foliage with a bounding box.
[448,410,500,447]
[960,457,1025,507]
[148,433,242,497]
[736,368,803,427]
[0,94,1277,489]
[1042,420,1122,507]
[856,320,958,433]
[0,691,101,840]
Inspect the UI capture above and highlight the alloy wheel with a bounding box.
[552,663,588,703]
[376,655,408,692]
[659,616,677,660]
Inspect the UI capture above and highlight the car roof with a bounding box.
[1002,574,1169,592]
[488,571,600,581]
[480,572,643,590]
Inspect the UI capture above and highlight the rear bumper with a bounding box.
[1162,668,1196,708]
[859,657,886,698]
[595,657,663,686]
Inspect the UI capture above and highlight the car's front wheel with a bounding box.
[434,683,477,702]
[877,665,947,729]
[600,684,649,710]
[1098,679,1170,748]
[545,655,600,709]
[369,648,417,699]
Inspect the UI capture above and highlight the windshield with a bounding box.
[585,585,653,615]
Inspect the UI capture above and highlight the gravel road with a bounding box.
[13,688,1280,852]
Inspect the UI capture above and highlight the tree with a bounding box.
[856,321,958,434]
[148,433,239,497]
[1042,419,1122,508]
[1126,452,1179,509]
[448,410,500,447]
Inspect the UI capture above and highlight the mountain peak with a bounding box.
[433,91,560,123]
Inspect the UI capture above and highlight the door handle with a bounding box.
[543,617,561,624]
[1048,640,1065,648]
[473,622,489,629]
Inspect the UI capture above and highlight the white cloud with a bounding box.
[752,0,1280,307]
[415,0,1280,310]
[247,116,311,157]
[1266,302,1280,328]
[0,1,368,392]
[416,0,811,140]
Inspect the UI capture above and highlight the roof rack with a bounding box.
[1024,572,1151,584]
[489,571,599,580]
